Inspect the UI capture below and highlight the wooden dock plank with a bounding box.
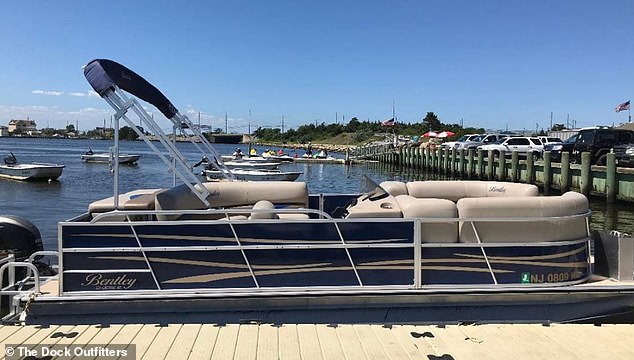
[0,325,24,343]
[439,325,501,360]
[278,324,301,360]
[128,324,162,360]
[210,324,239,360]
[314,325,346,360]
[234,324,259,360]
[51,325,94,347]
[369,325,416,360]
[467,325,527,360]
[108,323,143,356]
[163,324,202,360]
[548,324,634,359]
[351,324,389,360]
[296,324,323,360]
[61,324,101,348]
[410,324,475,360]
[255,324,279,360]
[511,325,575,359]
[333,324,367,360]
[388,324,436,358]
[0,325,60,360]
[188,324,220,360]
[141,324,182,360]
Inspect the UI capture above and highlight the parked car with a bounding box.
[571,127,634,165]
[611,143,634,167]
[544,134,578,162]
[440,134,481,150]
[478,136,544,160]
[538,136,563,145]
[454,133,509,151]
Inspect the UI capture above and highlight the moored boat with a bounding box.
[222,160,281,170]
[204,168,302,181]
[0,152,64,181]
[81,149,140,164]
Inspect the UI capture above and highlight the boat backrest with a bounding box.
[395,195,458,243]
[457,191,589,243]
[379,181,409,197]
[154,181,309,220]
[377,181,587,243]
[405,181,538,202]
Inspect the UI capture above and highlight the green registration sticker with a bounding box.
[521,272,531,284]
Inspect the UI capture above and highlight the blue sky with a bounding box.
[1,1,632,133]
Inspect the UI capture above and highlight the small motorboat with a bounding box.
[81,149,140,165]
[261,152,295,162]
[205,168,302,181]
[0,152,64,181]
[222,161,280,170]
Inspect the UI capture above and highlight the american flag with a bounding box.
[615,100,630,113]
[381,118,396,126]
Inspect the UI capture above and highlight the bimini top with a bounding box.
[83,59,178,119]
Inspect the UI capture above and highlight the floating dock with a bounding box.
[293,157,347,164]
[1,323,632,359]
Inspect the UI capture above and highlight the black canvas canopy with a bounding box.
[83,59,178,119]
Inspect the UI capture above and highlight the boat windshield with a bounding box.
[359,175,389,201]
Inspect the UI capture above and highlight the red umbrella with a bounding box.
[437,131,455,138]
[422,131,438,138]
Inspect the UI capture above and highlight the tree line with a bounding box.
[252,112,486,144]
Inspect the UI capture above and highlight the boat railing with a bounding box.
[0,251,60,322]
[59,208,593,295]
[89,207,336,223]
[87,207,592,227]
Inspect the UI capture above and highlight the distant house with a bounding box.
[0,126,8,137]
[8,119,37,134]
[95,127,114,137]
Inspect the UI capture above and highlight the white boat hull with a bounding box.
[205,169,302,181]
[223,161,280,170]
[0,163,65,181]
[81,153,141,164]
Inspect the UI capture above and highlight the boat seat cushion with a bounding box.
[395,195,458,243]
[154,181,309,220]
[457,191,589,243]
[89,189,161,213]
[406,181,538,202]
[199,181,309,208]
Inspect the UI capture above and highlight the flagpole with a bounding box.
[392,100,397,146]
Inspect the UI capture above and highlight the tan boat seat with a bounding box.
[395,195,458,243]
[457,191,589,243]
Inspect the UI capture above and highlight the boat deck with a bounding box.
[1,322,632,359]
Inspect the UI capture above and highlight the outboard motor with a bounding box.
[0,216,46,317]
[3,153,17,165]
[0,215,44,262]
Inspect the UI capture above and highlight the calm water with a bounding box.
[1,137,633,250]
